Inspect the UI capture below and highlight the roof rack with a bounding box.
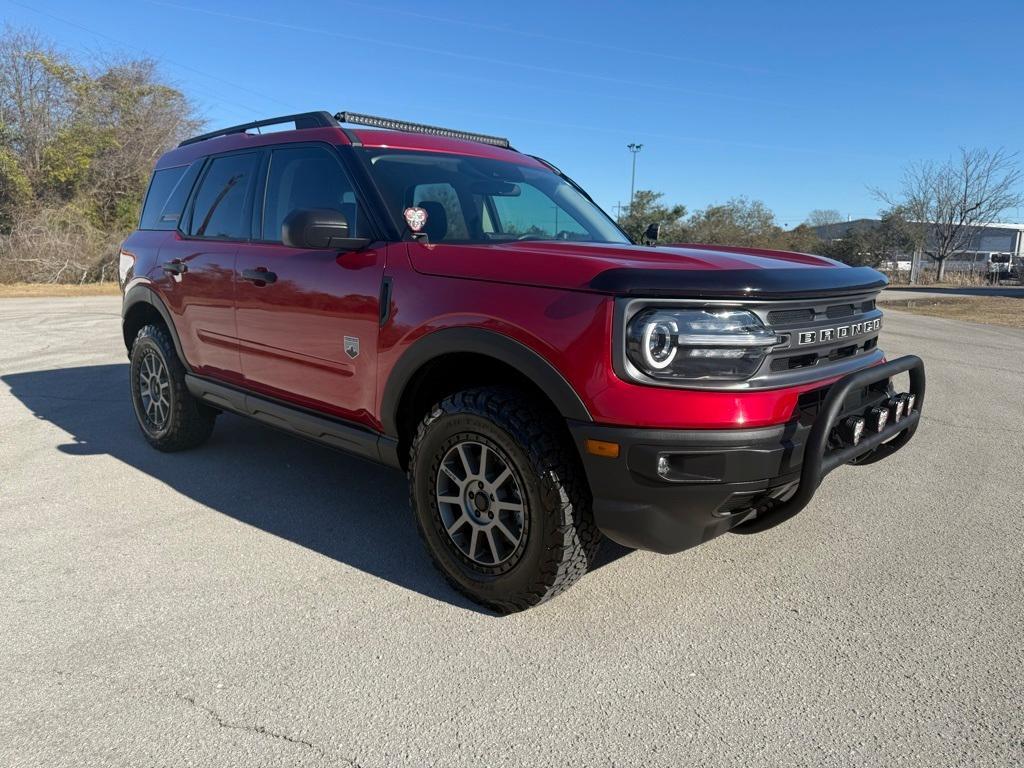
[335,111,511,149]
[178,111,339,147]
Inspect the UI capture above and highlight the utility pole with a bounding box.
[627,143,643,213]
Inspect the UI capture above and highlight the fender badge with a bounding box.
[344,336,360,359]
[404,206,428,232]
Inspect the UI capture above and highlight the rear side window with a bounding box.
[188,153,258,239]
[262,145,364,241]
[139,165,201,230]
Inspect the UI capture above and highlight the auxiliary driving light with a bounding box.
[840,416,866,446]
[887,396,906,423]
[904,393,916,413]
[868,406,889,433]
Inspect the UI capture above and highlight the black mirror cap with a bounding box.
[282,208,352,249]
[643,222,661,245]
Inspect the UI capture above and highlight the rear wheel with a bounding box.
[130,324,216,451]
[409,387,601,613]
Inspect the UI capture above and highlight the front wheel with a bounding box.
[408,387,601,613]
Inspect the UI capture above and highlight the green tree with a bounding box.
[686,197,778,248]
[0,145,31,232]
[0,26,202,282]
[616,190,687,242]
[819,207,915,268]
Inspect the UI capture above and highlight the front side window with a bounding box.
[361,149,628,245]
[188,153,258,239]
[262,145,364,241]
[491,182,588,239]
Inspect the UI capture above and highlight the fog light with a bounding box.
[657,455,671,478]
[840,416,866,446]
[868,406,889,432]
[887,396,906,423]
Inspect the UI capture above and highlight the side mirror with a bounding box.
[643,222,661,245]
[281,208,369,250]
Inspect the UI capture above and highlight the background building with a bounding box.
[814,219,1024,271]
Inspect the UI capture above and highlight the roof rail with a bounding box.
[335,111,511,149]
[178,111,339,147]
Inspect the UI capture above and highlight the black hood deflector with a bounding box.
[589,266,888,300]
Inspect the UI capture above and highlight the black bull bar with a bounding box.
[739,354,926,533]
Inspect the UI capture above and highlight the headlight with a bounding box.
[625,308,778,382]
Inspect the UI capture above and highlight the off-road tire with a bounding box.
[130,323,216,452]
[409,387,601,613]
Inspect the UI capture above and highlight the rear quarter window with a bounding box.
[139,163,202,231]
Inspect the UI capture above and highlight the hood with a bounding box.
[407,240,888,299]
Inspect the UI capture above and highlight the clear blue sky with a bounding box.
[5,0,1024,225]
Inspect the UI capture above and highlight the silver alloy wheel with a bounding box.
[435,440,526,567]
[139,351,171,430]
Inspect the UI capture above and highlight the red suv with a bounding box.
[120,111,925,612]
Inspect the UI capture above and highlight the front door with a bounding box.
[233,143,385,426]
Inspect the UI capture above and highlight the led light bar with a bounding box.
[335,111,511,148]
[867,406,889,433]
[887,396,906,423]
[840,416,866,446]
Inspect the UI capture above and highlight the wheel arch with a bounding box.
[382,328,591,467]
[122,283,189,369]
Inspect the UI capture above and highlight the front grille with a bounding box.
[826,303,855,319]
[743,288,885,388]
[767,308,814,325]
[769,338,876,372]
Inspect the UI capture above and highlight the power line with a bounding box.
[332,0,783,78]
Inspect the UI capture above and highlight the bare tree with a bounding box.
[0,25,72,186]
[876,148,1024,282]
[805,209,843,228]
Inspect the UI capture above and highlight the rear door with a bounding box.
[234,143,385,425]
[156,150,261,382]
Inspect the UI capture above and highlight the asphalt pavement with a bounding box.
[1,296,1021,767]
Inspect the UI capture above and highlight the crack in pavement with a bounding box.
[175,692,345,762]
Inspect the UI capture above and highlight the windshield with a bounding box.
[360,149,629,245]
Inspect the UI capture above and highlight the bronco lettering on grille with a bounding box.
[797,318,880,346]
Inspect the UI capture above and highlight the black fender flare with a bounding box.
[121,283,190,370]
[380,327,591,437]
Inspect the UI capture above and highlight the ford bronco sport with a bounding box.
[120,111,925,612]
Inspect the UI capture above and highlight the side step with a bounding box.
[185,374,400,468]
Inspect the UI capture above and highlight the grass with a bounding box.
[0,282,121,298]
[887,296,1024,329]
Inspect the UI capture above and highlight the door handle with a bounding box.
[162,259,187,275]
[242,268,277,285]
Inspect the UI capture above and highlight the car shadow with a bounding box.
[3,364,631,615]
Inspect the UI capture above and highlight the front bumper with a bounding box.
[569,355,925,554]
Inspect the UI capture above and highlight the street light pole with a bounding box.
[627,143,643,213]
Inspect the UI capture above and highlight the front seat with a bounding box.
[416,201,449,242]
